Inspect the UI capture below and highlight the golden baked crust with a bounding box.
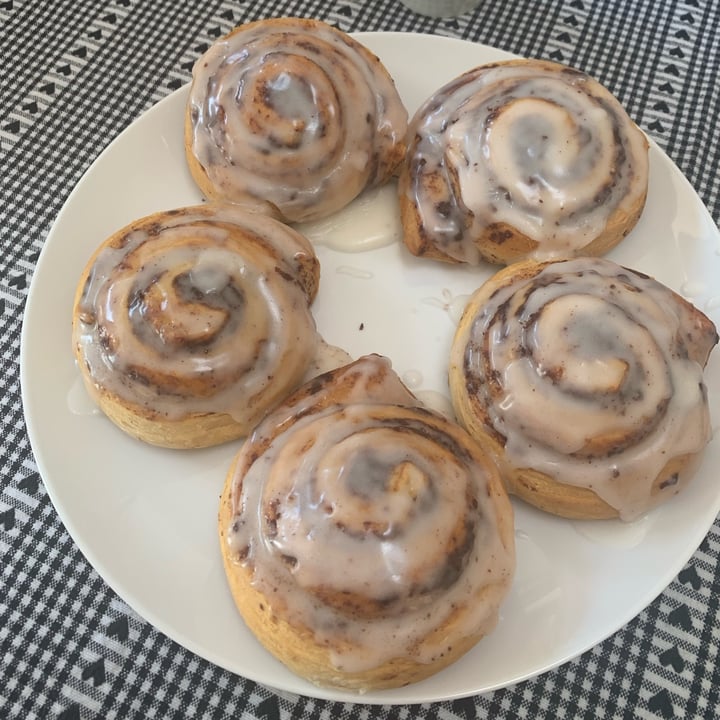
[399,59,649,266]
[219,355,515,690]
[218,474,503,690]
[72,204,320,449]
[185,17,407,223]
[449,257,717,520]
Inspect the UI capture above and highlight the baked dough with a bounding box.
[72,204,320,448]
[449,257,717,520]
[219,354,515,690]
[399,59,649,265]
[185,17,408,223]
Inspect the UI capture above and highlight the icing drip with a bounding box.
[405,61,648,263]
[457,257,716,520]
[73,205,320,425]
[188,18,408,222]
[226,355,514,672]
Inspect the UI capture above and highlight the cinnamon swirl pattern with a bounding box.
[185,17,408,223]
[449,257,718,521]
[72,204,320,449]
[219,355,514,690]
[399,59,649,265]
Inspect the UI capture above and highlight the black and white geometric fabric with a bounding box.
[2,1,719,718]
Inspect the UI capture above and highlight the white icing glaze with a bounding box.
[680,279,706,297]
[295,181,402,252]
[421,288,471,326]
[572,514,651,548]
[302,339,353,382]
[454,257,717,520]
[401,368,423,389]
[405,61,649,263]
[67,373,101,417]
[415,389,456,421]
[73,205,319,426]
[226,355,514,673]
[335,265,374,279]
[188,18,407,223]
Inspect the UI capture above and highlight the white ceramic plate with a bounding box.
[21,33,720,705]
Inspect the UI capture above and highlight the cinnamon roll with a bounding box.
[219,354,514,690]
[185,17,408,223]
[449,257,718,520]
[399,59,649,265]
[72,204,321,449]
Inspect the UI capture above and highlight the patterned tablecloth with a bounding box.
[2,1,719,718]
